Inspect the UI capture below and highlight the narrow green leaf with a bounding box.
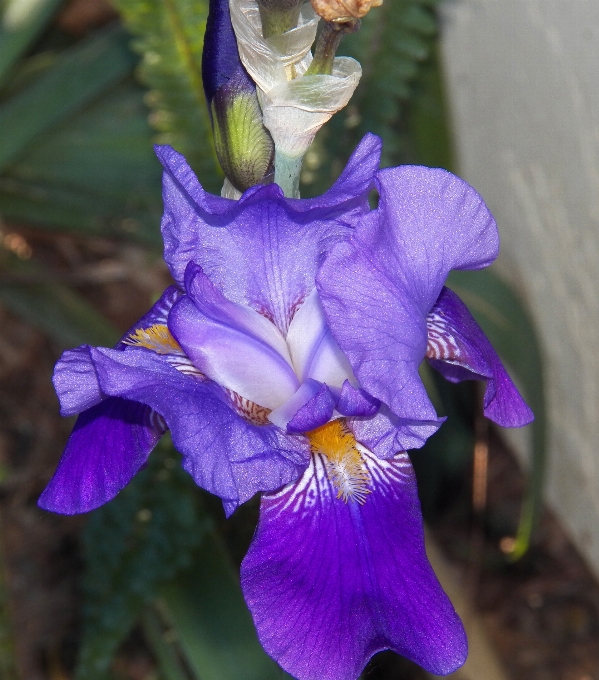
[448,268,547,558]
[112,0,221,190]
[141,607,191,680]
[157,532,292,680]
[77,443,210,680]
[0,0,63,88]
[0,24,136,172]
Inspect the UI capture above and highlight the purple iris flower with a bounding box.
[40,133,532,680]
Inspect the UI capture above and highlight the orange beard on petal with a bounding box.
[307,420,371,504]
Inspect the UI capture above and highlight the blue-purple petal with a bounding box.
[286,132,381,213]
[318,165,498,425]
[38,398,164,514]
[241,449,466,680]
[53,286,183,418]
[336,380,380,417]
[53,345,103,416]
[427,287,534,427]
[43,285,187,514]
[89,347,310,510]
[349,405,445,458]
[169,265,299,409]
[119,285,182,347]
[286,382,336,434]
[156,135,379,332]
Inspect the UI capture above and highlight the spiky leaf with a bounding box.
[112,0,221,191]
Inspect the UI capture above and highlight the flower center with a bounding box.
[307,420,370,504]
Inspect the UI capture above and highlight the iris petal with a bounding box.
[184,262,291,360]
[90,347,309,510]
[53,286,183,418]
[336,380,380,417]
[241,447,466,680]
[427,287,534,427]
[41,286,185,514]
[318,165,499,425]
[53,345,103,416]
[169,269,300,410]
[286,288,355,386]
[268,379,325,431]
[286,382,337,434]
[38,398,164,514]
[156,134,379,333]
[349,406,444,458]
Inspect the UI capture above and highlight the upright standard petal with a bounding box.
[156,135,378,332]
[38,398,164,514]
[427,286,534,427]
[318,166,498,424]
[241,445,466,680]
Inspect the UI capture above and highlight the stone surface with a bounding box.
[440,0,599,577]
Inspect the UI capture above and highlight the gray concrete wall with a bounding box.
[440,0,599,575]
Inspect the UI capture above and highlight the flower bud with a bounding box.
[310,0,382,22]
[231,0,361,196]
[203,0,274,193]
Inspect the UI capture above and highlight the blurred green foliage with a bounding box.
[0,24,163,244]
[112,0,221,189]
[78,442,210,679]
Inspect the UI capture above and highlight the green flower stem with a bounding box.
[274,149,303,198]
[257,0,303,38]
[305,19,359,76]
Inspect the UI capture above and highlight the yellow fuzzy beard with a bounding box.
[123,324,182,354]
[307,420,371,504]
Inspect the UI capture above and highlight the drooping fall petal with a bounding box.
[427,286,534,427]
[241,446,467,680]
[38,398,164,514]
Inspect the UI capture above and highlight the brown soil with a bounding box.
[430,429,599,680]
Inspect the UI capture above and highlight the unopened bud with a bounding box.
[310,0,382,22]
[211,69,274,193]
[203,0,274,192]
